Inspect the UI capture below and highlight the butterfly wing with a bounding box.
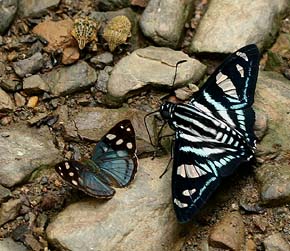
[190,44,259,147]
[55,160,115,198]
[91,119,138,187]
[172,130,254,223]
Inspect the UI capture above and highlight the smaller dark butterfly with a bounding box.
[55,120,138,198]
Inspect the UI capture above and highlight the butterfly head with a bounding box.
[160,101,175,121]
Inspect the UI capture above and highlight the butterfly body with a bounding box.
[160,44,259,223]
[55,120,138,198]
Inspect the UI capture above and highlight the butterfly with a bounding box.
[55,120,138,198]
[159,44,260,223]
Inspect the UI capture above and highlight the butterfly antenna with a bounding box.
[144,110,160,147]
[172,60,187,87]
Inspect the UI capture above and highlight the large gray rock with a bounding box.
[0,0,18,35]
[12,52,44,78]
[41,61,98,96]
[18,0,60,17]
[140,0,194,48]
[263,233,290,251]
[190,0,289,53]
[107,46,206,100]
[0,238,28,251]
[0,125,62,187]
[46,157,184,251]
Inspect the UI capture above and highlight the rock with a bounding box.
[140,0,194,48]
[12,52,44,78]
[23,74,50,94]
[0,199,22,226]
[131,0,149,7]
[18,0,60,17]
[27,96,39,108]
[263,233,290,251]
[32,19,76,53]
[62,47,80,65]
[174,85,199,101]
[255,71,290,154]
[0,237,28,251]
[96,66,113,92]
[0,87,14,112]
[0,185,11,203]
[90,52,114,67]
[14,93,26,107]
[245,239,256,251]
[254,111,268,141]
[190,0,289,53]
[0,79,21,92]
[107,46,206,100]
[46,157,184,251]
[62,107,154,154]
[255,164,290,205]
[98,0,130,11]
[0,0,18,35]
[41,61,98,96]
[208,211,244,250]
[0,125,62,187]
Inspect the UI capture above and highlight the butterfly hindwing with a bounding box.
[55,160,115,198]
[92,119,138,187]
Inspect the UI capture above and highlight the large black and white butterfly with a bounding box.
[55,120,138,198]
[159,44,259,223]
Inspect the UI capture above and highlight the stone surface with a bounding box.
[0,79,21,92]
[62,47,80,65]
[256,164,290,205]
[96,66,113,92]
[255,71,290,154]
[140,0,194,48]
[32,19,77,54]
[14,93,26,107]
[62,107,154,154]
[41,61,98,96]
[0,87,14,112]
[0,185,11,203]
[26,96,38,108]
[98,0,130,11]
[209,211,244,250]
[263,233,290,251]
[90,52,114,66]
[46,157,184,251]
[0,0,18,35]
[18,0,60,17]
[0,238,28,251]
[0,125,62,187]
[12,52,44,78]
[190,0,289,53]
[23,74,50,94]
[107,46,206,99]
[0,199,22,226]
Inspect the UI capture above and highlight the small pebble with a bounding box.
[27,96,39,108]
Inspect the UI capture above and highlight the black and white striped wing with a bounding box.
[172,130,254,223]
[190,44,259,147]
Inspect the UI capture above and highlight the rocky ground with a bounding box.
[0,0,290,250]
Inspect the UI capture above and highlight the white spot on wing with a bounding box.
[236,51,248,61]
[72,180,78,186]
[182,188,197,196]
[126,142,133,149]
[116,139,123,145]
[106,134,116,140]
[174,198,188,208]
[177,164,207,178]
[69,172,74,177]
[126,127,131,132]
[236,64,244,77]
[65,162,70,170]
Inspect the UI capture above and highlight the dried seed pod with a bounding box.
[103,15,131,52]
[71,17,99,50]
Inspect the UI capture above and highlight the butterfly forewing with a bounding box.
[160,44,260,223]
[92,119,138,187]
